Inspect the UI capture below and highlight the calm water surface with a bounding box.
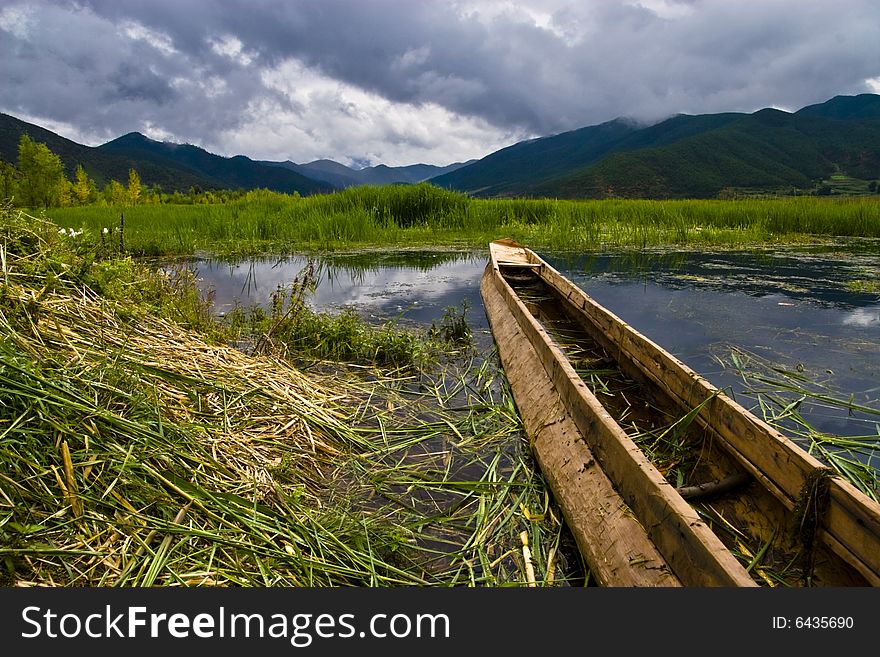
[188,246,880,440]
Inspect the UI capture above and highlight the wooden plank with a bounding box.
[499,262,542,269]
[485,248,756,587]
[824,480,880,585]
[489,238,531,266]
[480,266,681,586]
[535,252,880,583]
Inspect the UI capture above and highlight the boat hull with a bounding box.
[481,239,880,586]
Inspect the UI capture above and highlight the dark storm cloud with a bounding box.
[2,0,879,163]
[64,0,589,132]
[107,63,177,104]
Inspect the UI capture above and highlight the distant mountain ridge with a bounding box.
[0,112,227,193]
[97,132,332,195]
[259,158,476,188]
[0,113,333,195]
[3,93,880,200]
[430,93,880,198]
[0,113,470,195]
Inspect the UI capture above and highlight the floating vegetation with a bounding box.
[325,352,578,585]
[0,208,574,587]
[727,349,880,500]
[722,347,880,501]
[846,278,880,294]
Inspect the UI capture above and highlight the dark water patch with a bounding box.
[549,248,880,310]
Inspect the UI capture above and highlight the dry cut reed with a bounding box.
[0,210,569,587]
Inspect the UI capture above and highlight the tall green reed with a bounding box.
[47,187,880,256]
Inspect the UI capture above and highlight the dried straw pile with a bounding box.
[1,209,571,588]
[0,211,421,586]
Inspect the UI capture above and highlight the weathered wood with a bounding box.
[535,253,880,584]
[677,472,751,501]
[482,239,880,586]
[481,267,681,586]
[483,244,756,587]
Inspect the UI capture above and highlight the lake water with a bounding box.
[187,246,880,441]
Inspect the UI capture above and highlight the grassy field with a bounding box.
[45,184,880,256]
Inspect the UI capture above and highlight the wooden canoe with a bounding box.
[480,238,880,587]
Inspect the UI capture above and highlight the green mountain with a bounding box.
[0,113,332,195]
[796,93,880,120]
[97,132,332,195]
[0,112,220,192]
[5,93,879,201]
[431,94,880,198]
[429,118,640,196]
[260,158,476,188]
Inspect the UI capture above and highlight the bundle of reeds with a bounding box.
[0,214,422,585]
[0,209,568,587]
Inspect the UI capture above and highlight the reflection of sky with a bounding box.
[190,248,879,436]
[843,306,880,327]
[546,249,880,311]
[191,253,488,329]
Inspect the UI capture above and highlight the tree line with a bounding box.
[0,135,149,208]
[0,135,251,208]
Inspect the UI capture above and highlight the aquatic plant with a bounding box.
[724,348,879,500]
[431,300,474,347]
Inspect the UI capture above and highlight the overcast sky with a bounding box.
[2,0,879,167]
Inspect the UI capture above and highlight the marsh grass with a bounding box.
[0,207,569,586]
[47,186,880,256]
